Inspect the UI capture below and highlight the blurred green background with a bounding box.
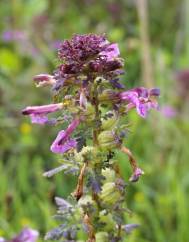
[0,0,189,241]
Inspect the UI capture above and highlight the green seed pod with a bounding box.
[98,130,120,150]
[101,112,118,130]
[98,131,115,144]
[102,168,116,183]
[83,103,95,121]
[100,182,121,205]
[95,232,109,242]
[80,146,96,158]
[98,89,116,103]
[99,210,116,230]
[74,207,84,221]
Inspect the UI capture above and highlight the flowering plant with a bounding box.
[22,34,160,242]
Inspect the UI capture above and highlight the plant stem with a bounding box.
[121,146,137,171]
[73,162,87,200]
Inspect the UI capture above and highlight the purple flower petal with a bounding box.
[129,167,144,182]
[136,103,149,118]
[22,103,63,115]
[149,88,160,96]
[11,228,39,242]
[51,131,77,153]
[122,224,140,234]
[119,87,160,118]
[30,114,48,124]
[110,78,125,89]
[50,119,80,154]
[22,103,63,124]
[132,87,148,98]
[100,43,120,60]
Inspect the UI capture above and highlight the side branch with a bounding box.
[121,146,144,182]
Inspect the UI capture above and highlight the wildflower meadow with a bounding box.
[0,1,189,242]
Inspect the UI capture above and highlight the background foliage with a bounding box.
[0,0,189,241]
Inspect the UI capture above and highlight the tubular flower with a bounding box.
[33,74,56,87]
[22,103,63,124]
[50,119,80,154]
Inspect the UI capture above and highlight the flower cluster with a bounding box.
[22,34,160,241]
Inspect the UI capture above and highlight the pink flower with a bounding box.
[50,119,80,154]
[119,87,160,118]
[100,43,120,60]
[22,103,63,124]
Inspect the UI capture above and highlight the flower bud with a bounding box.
[95,232,109,242]
[101,111,118,130]
[98,89,116,103]
[98,130,121,149]
[83,103,95,122]
[102,168,116,183]
[100,182,121,205]
[99,210,116,230]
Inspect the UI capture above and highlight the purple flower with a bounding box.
[161,105,177,118]
[2,30,26,42]
[22,103,63,124]
[55,197,72,212]
[50,119,80,154]
[100,43,120,60]
[58,34,106,63]
[129,167,144,182]
[33,74,56,87]
[11,228,39,242]
[119,87,160,118]
[122,224,139,234]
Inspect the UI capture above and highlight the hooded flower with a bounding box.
[119,87,160,118]
[50,119,80,154]
[22,103,63,124]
